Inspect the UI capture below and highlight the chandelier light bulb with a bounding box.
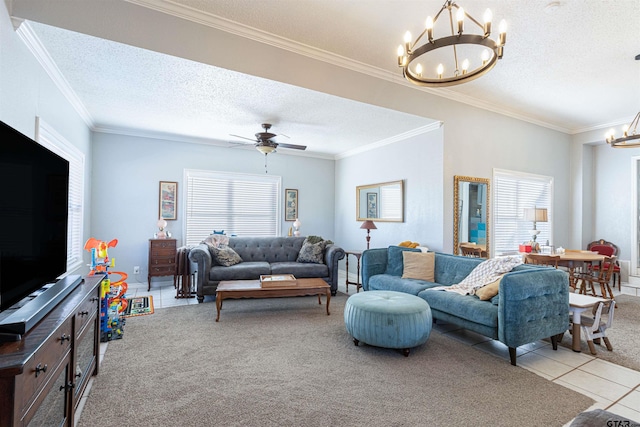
[483,8,492,36]
[481,49,490,64]
[437,63,444,78]
[404,31,412,53]
[416,63,423,77]
[397,45,405,66]
[499,19,507,45]
[456,7,465,34]
[426,16,434,42]
[462,59,469,74]
[623,125,629,137]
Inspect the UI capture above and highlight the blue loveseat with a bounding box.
[362,246,570,365]
[189,236,345,302]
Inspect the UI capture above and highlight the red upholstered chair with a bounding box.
[587,239,621,289]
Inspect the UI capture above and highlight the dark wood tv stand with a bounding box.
[0,274,103,426]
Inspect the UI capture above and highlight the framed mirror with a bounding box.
[356,180,404,222]
[454,176,490,257]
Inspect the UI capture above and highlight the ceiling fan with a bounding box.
[230,123,307,155]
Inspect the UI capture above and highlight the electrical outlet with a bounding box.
[133,266,140,274]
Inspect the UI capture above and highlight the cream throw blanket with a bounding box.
[427,256,522,295]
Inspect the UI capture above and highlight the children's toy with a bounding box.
[85,237,128,342]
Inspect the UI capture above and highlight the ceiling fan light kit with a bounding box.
[230,123,307,173]
[397,0,506,87]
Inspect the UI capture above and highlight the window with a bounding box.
[36,118,85,273]
[493,169,553,255]
[184,169,281,246]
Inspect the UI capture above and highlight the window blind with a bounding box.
[36,118,85,273]
[380,185,402,220]
[185,170,281,246]
[493,169,553,255]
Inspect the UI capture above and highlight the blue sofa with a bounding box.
[362,246,570,365]
[189,236,345,302]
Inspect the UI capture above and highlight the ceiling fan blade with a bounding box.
[277,142,306,150]
[230,134,258,142]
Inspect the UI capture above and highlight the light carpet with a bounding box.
[78,293,593,427]
[557,293,640,372]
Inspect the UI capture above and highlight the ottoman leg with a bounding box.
[353,338,359,346]
[402,349,410,357]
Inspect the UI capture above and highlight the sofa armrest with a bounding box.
[324,244,345,294]
[188,243,212,301]
[361,248,389,291]
[498,268,570,348]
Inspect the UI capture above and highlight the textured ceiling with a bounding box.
[13,0,640,157]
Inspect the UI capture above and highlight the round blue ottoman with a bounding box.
[344,290,432,356]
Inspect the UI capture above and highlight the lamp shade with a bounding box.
[524,208,548,222]
[360,220,377,230]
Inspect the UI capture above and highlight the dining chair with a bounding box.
[459,243,483,258]
[587,239,621,289]
[574,256,617,299]
[572,299,615,355]
[523,253,559,268]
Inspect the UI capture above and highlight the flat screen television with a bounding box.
[0,120,70,313]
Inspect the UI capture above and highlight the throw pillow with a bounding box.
[475,275,504,301]
[211,245,242,267]
[202,233,229,248]
[401,251,435,281]
[297,239,326,263]
[386,245,421,276]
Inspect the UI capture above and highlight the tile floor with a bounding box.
[78,272,640,426]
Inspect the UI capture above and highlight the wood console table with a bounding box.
[0,275,103,427]
[345,250,363,293]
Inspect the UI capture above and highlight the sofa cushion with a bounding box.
[369,274,439,295]
[211,245,243,266]
[271,261,328,278]
[297,239,326,263]
[418,289,498,328]
[402,251,435,281]
[385,246,421,276]
[209,262,270,281]
[433,253,484,286]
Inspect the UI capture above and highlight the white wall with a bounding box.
[0,2,93,276]
[571,129,640,265]
[335,127,444,253]
[90,132,335,283]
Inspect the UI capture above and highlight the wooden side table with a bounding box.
[148,238,177,291]
[345,250,363,293]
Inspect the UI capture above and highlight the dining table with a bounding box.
[520,250,605,289]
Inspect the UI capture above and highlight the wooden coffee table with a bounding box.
[215,277,331,321]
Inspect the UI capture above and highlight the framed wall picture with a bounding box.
[367,192,378,218]
[285,189,298,221]
[159,181,178,220]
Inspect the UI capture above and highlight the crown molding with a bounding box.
[335,121,443,160]
[16,22,94,128]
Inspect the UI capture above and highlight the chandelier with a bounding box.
[606,112,640,148]
[397,0,506,87]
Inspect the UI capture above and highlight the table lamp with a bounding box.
[360,220,377,249]
[524,207,547,252]
[293,218,301,237]
[156,218,168,239]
